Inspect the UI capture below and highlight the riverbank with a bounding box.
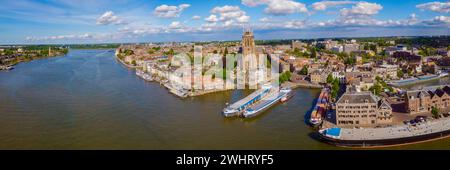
[1,53,67,71]
[319,115,450,148]
[114,52,141,69]
[388,73,449,87]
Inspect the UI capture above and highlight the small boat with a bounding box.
[280,89,294,103]
[222,108,239,117]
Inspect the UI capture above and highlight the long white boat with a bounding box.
[222,84,272,117]
[242,88,292,118]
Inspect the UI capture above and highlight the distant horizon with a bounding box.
[1,34,449,46]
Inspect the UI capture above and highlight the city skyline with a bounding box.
[0,0,449,44]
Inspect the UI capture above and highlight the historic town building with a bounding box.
[335,91,393,127]
[405,86,450,114]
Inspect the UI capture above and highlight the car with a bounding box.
[415,116,427,122]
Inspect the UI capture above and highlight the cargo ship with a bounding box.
[309,88,330,126]
[318,116,450,147]
[242,88,292,118]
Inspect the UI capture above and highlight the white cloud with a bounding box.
[284,20,306,29]
[312,1,356,11]
[416,1,450,13]
[242,0,308,15]
[205,15,219,22]
[259,17,270,22]
[154,4,190,18]
[192,15,201,20]
[96,11,127,25]
[210,5,250,24]
[340,2,383,18]
[169,21,183,29]
[26,33,97,41]
[423,15,450,25]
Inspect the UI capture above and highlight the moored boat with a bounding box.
[242,88,292,118]
[309,88,330,126]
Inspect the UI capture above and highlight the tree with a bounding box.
[131,60,137,66]
[397,70,404,78]
[326,74,334,84]
[431,106,439,118]
[279,71,292,83]
[369,83,382,96]
[299,65,308,75]
[310,48,317,58]
[331,79,340,99]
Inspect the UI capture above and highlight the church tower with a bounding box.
[240,28,259,87]
[242,28,255,59]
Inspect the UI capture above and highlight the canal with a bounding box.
[0,49,449,149]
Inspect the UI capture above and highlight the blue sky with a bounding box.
[0,0,449,44]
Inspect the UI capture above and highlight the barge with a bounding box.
[309,88,330,126]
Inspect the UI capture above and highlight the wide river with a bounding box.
[0,49,449,149]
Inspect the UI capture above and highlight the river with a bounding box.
[0,49,449,149]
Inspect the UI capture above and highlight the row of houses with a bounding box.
[405,86,450,114]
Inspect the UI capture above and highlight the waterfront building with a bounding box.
[405,86,450,114]
[335,91,392,127]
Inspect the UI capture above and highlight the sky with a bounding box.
[0,0,449,44]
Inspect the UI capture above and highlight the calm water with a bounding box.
[0,49,449,149]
